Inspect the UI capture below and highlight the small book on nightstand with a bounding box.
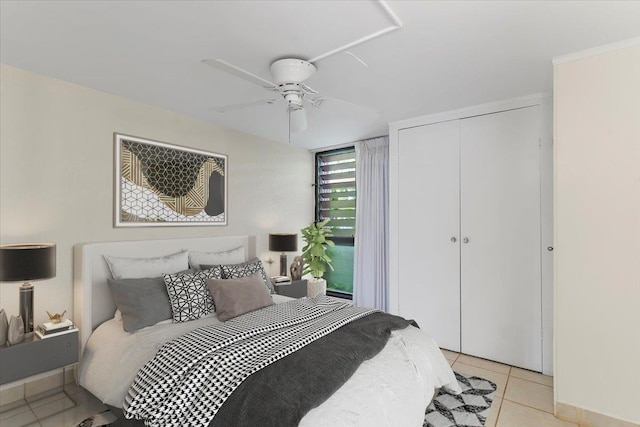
[35,320,77,339]
[271,276,292,285]
[41,319,73,331]
[35,327,78,340]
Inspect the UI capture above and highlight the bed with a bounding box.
[74,236,460,426]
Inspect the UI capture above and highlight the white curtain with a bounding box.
[353,136,389,310]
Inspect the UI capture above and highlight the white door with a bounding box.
[460,106,542,371]
[398,120,461,351]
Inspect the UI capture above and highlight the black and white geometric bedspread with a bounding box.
[123,296,376,427]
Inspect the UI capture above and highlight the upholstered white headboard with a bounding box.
[73,236,256,355]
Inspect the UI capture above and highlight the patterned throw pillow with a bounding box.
[163,267,222,322]
[220,258,275,293]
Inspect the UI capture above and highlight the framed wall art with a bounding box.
[114,133,227,227]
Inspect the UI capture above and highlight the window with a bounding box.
[315,147,356,298]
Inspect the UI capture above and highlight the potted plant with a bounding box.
[300,219,335,297]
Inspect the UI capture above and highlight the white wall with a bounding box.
[0,65,314,327]
[553,41,640,424]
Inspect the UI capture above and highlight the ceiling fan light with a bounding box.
[289,108,308,132]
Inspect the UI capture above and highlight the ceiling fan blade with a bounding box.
[312,95,380,117]
[202,59,278,89]
[210,98,281,113]
[304,97,326,110]
[300,83,319,95]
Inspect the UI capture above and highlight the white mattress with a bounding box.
[79,295,460,426]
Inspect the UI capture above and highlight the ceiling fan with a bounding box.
[201,1,402,137]
[203,57,337,133]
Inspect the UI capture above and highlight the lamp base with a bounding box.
[19,281,34,335]
[279,253,288,277]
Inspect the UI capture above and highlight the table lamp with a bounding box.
[0,243,56,335]
[268,233,297,277]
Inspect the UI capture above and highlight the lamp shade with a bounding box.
[269,234,297,252]
[0,243,56,282]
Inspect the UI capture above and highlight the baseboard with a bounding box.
[555,402,640,427]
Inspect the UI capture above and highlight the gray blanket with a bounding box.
[211,311,416,427]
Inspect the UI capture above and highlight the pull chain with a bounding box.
[288,108,291,144]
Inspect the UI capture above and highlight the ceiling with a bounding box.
[1,1,639,150]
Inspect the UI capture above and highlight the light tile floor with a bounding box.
[1,351,573,427]
[441,348,578,427]
[0,384,107,427]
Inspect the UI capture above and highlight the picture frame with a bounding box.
[114,133,227,227]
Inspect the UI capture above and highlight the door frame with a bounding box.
[389,93,554,375]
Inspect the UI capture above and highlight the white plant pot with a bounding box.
[307,278,327,298]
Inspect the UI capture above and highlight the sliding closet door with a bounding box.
[398,121,460,351]
[460,107,542,371]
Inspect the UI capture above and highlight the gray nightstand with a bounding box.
[275,280,308,298]
[0,330,79,385]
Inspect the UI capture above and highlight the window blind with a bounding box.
[316,148,356,241]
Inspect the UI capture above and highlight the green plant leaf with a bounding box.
[299,219,335,279]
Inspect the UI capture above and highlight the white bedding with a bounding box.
[79,295,460,426]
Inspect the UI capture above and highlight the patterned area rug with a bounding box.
[424,372,497,427]
[76,409,117,427]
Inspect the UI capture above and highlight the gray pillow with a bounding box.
[108,268,198,332]
[107,277,173,332]
[104,250,189,280]
[188,247,245,270]
[206,273,273,322]
[218,258,275,293]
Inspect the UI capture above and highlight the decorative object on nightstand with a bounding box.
[0,243,56,336]
[47,310,67,323]
[0,309,7,346]
[271,275,292,285]
[7,314,24,345]
[300,219,334,297]
[290,255,304,281]
[269,233,298,277]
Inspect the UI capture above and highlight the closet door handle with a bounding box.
[450,237,457,243]
[463,237,469,244]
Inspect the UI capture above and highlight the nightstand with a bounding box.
[0,329,78,385]
[275,280,307,298]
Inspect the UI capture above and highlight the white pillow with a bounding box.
[104,250,189,279]
[188,246,245,270]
